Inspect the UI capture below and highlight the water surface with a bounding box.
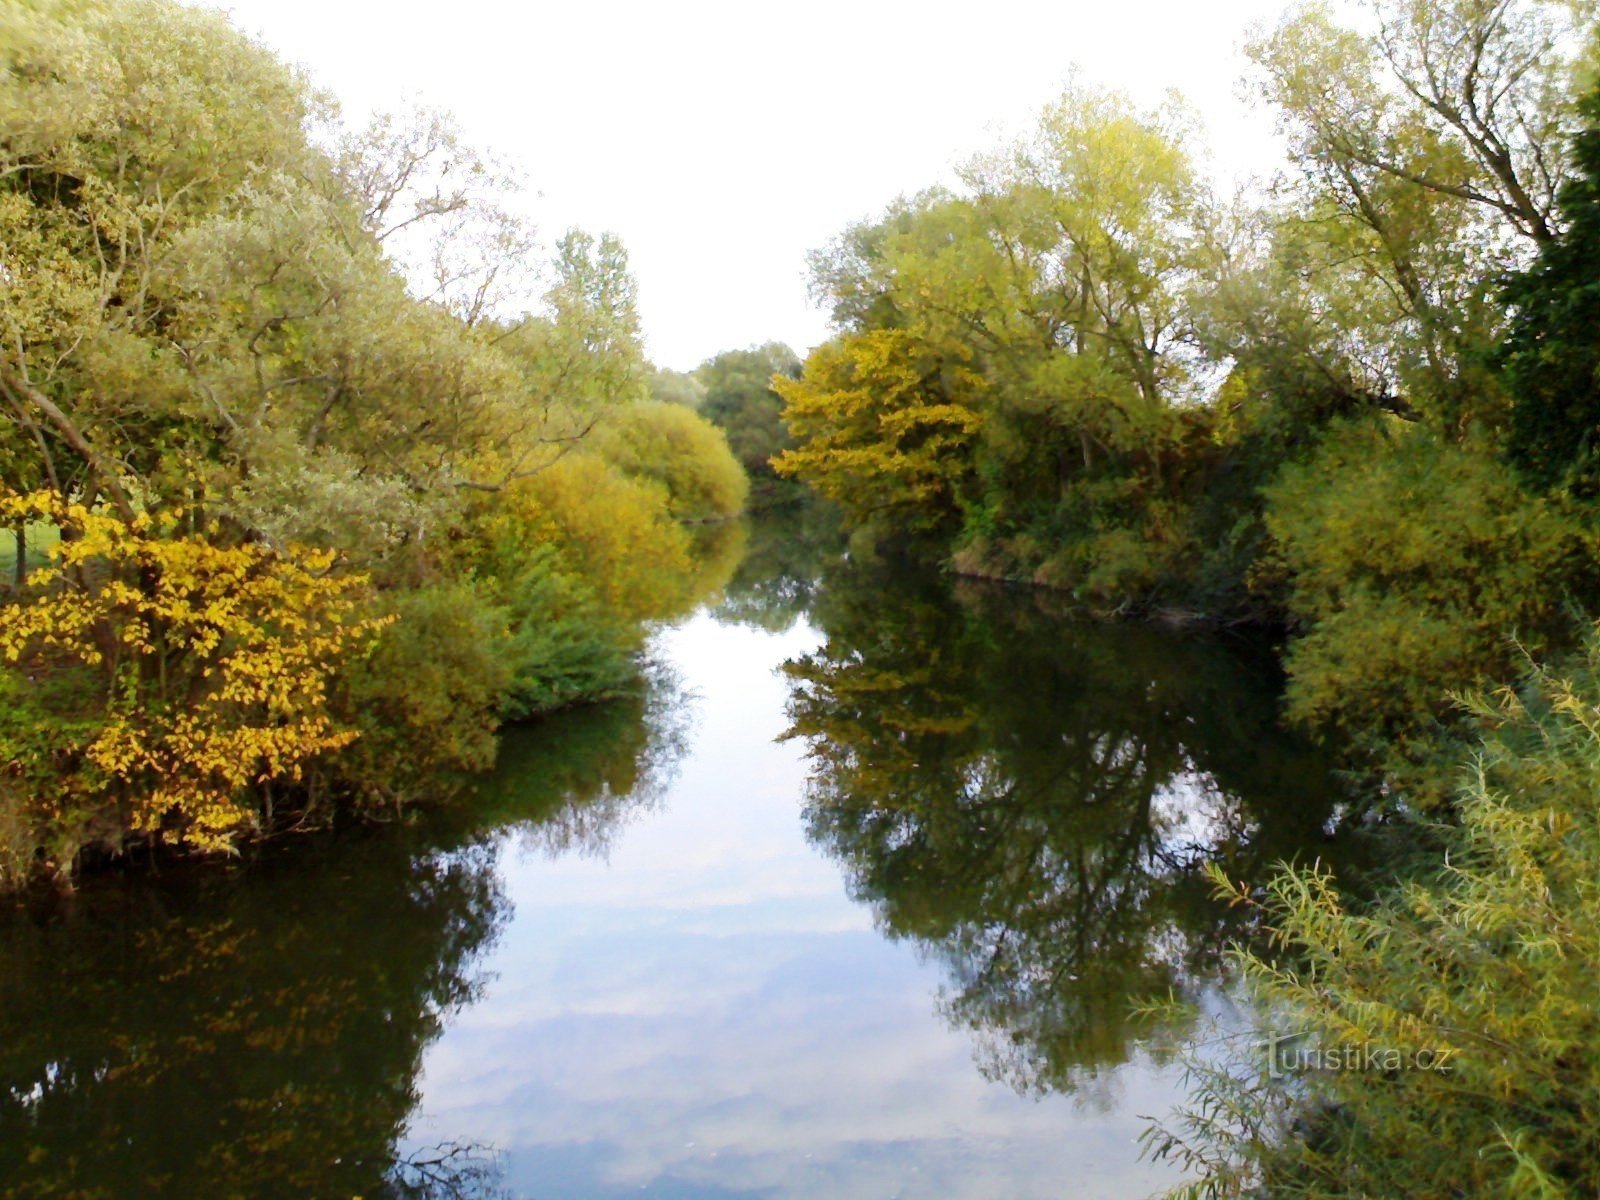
[0,515,1354,1199]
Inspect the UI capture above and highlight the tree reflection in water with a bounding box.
[486,659,693,862]
[712,498,843,636]
[0,514,1370,1195]
[784,558,1358,1100]
[0,663,689,1200]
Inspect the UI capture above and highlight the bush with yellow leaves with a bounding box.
[0,493,389,879]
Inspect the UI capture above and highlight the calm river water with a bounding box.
[0,510,1358,1199]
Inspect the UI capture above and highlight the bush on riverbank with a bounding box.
[1146,635,1600,1199]
[1262,418,1600,799]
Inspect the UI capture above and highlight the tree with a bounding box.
[587,400,749,520]
[645,365,706,408]
[1241,0,1591,434]
[772,329,985,537]
[694,343,801,477]
[788,84,1211,593]
[1500,87,1600,493]
[0,0,726,884]
[1260,417,1599,792]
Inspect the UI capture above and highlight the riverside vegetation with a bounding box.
[0,0,752,884]
[769,1,1600,1195]
[3,0,1600,1196]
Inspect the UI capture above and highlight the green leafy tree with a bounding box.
[1500,87,1600,493]
[1239,0,1589,435]
[587,400,749,520]
[790,84,1214,597]
[694,343,802,477]
[773,329,986,539]
[0,0,745,883]
[1262,417,1599,793]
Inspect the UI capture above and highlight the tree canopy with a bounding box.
[0,0,749,882]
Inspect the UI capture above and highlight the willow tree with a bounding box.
[0,0,730,881]
[1237,0,1590,436]
[1148,636,1600,1199]
[1223,0,1600,765]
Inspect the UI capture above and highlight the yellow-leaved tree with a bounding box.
[772,329,984,536]
[0,493,389,875]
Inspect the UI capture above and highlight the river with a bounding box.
[0,508,1361,1199]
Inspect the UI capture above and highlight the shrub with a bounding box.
[1148,639,1600,1199]
[331,580,514,807]
[510,453,695,622]
[589,400,749,520]
[1262,418,1599,785]
[0,494,386,871]
[465,530,638,720]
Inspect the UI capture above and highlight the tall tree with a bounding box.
[1241,0,1591,433]
[1499,88,1600,492]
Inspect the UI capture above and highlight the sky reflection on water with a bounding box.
[404,615,1189,1200]
[0,523,1352,1200]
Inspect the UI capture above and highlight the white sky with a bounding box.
[208,0,1297,370]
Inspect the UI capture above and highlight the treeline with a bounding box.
[774,0,1600,795]
[773,2,1600,1194]
[649,342,802,486]
[0,0,747,885]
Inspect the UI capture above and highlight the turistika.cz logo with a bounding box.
[1258,1030,1458,1079]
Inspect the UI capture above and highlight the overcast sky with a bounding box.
[208,0,1298,370]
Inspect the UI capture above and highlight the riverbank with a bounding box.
[0,517,1371,1198]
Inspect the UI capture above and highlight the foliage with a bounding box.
[506,454,693,623]
[1500,86,1600,494]
[645,364,706,408]
[1148,639,1600,1199]
[694,343,802,477]
[461,505,636,722]
[782,2,1600,758]
[786,84,1218,592]
[0,493,386,869]
[773,329,985,538]
[449,443,743,722]
[333,582,514,807]
[588,400,749,520]
[1261,418,1599,787]
[1234,0,1587,434]
[0,0,738,883]
[0,647,693,1196]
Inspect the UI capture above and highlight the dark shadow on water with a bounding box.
[0,665,691,1199]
